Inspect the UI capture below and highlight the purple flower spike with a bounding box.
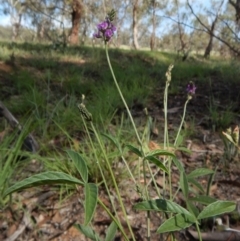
[97,21,108,31]
[186,82,196,95]
[93,17,116,42]
[93,31,101,38]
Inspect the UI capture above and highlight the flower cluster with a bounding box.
[186,81,196,95]
[93,18,116,42]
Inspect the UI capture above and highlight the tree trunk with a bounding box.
[204,34,213,58]
[229,0,240,32]
[132,0,139,50]
[204,15,218,58]
[69,0,83,45]
[150,0,156,51]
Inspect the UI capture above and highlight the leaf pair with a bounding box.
[4,150,98,226]
[134,199,236,233]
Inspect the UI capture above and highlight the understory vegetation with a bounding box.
[1,40,240,241]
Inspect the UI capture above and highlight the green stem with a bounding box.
[195,221,202,241]
[105,44,142,146]
[98,198,129,241]
[82,119,119,219]
[91,122,136,241]
[164,83,170,149]
[174,98,190,147]
[162,80,170,199]
[105,43,151,241]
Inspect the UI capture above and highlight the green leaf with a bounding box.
[187,168,214,179]
[105,221,118,241]
[197,201,236,220]
[186,200,199,217]
[4,171,84,197]
[180,171,189,199]
[146,149,175,158]
[188,178,205,194]
[66,150,88,183]
[101,133,122,154]
[157,213,195,233]
[222,131,237,146]
[189,195,217,205]
[84,183,98,225]
[133,199,195,219]
[172,157,184,172]
[144,155,168,173]
[176,147,191,154]
[74,224,101,241]
[125,144,142,157]
[206,170,216,196]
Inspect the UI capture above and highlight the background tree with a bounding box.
[1,0,26,41]
[187,0,225,58]
[68,0,83,45]
[132,0,140,49]
[229,0,240,32]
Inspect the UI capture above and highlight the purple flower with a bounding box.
[97,21,108,31]
[93,18,116,42]
[186,82,196,95]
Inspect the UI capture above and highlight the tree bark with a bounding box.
[69,0,83,45]
[150,0,157,51]
[204,17,218,58]
[229,0,240,31]
[133,0,140,50]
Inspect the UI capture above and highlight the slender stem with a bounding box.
[91,122,136,241]
[98,198,129,241]
[105,44,142,146]
[195,221,202,241]
[82,119,119,220]
[105,43,151,241]
[164,83,170,149]
[163,80,170,198]
[174,98,190,147]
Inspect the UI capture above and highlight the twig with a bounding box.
[0,101,39,152]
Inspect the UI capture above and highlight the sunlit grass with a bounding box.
[0,40,239,194]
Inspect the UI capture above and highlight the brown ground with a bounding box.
[1,60,240,241]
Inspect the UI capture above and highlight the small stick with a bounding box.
[0,101,39,152]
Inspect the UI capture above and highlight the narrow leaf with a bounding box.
[84,183,98,225]
[206,170,216,196]
[101,133,122,154]
[4,171,84,197]
[176,147,191,154]
[74,224,101,241]
[189,195,217,205]
[188,178,205,194]
[66,150,88,183]
[187,168,214,179]
[172,157,184,172]
[144,156,168,173]
[157,213,195,233]
[197,201,236,220]
[146,149,175,158]
[105,221,118,241]
[180,171,189,199]
[125,144,142,157]
[134,199,195,219]
[186,201,199,217]
[222,131,237,146]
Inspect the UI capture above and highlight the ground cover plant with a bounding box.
[1,11,240,241]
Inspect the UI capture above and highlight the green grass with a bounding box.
[0,41,240,197]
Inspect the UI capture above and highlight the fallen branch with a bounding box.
[0,101,39,152]
[187,229,240,241]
